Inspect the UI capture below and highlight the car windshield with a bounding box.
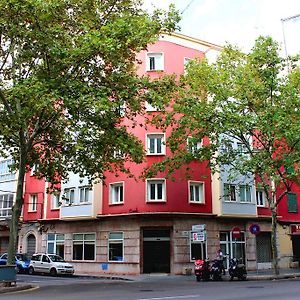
[48,255,65,262]
[16,253,29,261]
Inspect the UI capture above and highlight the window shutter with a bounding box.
[288,193,298,213]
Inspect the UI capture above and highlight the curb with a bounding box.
[0,284,35,294]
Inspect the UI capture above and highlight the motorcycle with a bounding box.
[194,259,211,282]
[228,258,247,281]
[210,259,223,281]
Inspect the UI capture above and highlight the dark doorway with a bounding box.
[27,234,36,257]
[143,229,170,273]
[292,235,300,262]
[256,232,272,263]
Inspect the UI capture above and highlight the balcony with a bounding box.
[60,203,96,220]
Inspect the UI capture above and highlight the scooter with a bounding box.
[194,259,211,282]
[210,259,223,281]
[228,258,247,281]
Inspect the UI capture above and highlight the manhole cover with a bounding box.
[247,286,264,289]
[140,290,154,292]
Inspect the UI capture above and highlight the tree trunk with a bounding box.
[270,204,279,276]
[7,153,26,265]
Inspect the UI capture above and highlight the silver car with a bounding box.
[28,253,74,276]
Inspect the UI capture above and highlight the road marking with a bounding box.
[138,295,199,300]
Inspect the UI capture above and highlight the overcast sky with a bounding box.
[143,0,300,56]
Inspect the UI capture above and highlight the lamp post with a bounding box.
[281,13,300,71]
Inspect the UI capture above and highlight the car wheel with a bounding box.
[50,268,57,276]
[28,267,35,275]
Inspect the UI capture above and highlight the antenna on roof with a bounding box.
[181,0,195,15]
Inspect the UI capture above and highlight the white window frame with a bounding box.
[64,188,75,205]
[189,181,205,204]
[51,192,61,209]
[145,101,160,112]
[224,184,237,202]
[79,186,92,203]
[47,233,65,257]
[190,231,207,261]
[29,194,38,212]
[256,189,266,207]
[109,182,124,205]
[239,185,252,203]
[0,159,14,181]
[108,232,124,262]
[184,57,192,73]
[146,179,166,202]
[0,194,13,217]
[187,137,202,154]
[72,233,96,261]
[147,133,166,155]
[146,52,164,71]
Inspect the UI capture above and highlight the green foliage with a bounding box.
[0,0,180,182]
[150,36,300,204]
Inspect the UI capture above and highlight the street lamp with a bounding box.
[281,13,300,71]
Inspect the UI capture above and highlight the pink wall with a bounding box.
[136,40,204,78]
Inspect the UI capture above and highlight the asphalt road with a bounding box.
[3,274,300,300]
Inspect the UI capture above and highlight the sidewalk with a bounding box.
[1,268,300,294]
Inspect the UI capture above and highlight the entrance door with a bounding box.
[292,235,300,263]
[256,232,272,269]
[27,234,36,257]
[143,229,170,273]
[220,231,246,269]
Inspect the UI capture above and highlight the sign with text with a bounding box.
[192,224,206,232]
[192,231,206,242]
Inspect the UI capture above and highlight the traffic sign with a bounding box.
[232,226,241,239]
[249,223,260,235]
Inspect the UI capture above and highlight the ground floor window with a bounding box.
[108,232,124,262]
[47,234,65,258]
[190,232,207,261]
[73,233,96,260]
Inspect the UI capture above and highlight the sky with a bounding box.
[143,0,300,56]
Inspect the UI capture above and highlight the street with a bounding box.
[2,274,300,300]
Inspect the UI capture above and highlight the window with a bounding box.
[239,185,252,202]
[79,186,92,203]
[147,134,165,155]
[146,52,164,71]
[47,234,65,258]
[224,184,236,201]
[288,193,298,213]
[0,194,13,217]
[29,194,37,212]
[190,232,206,261]
[110,182,124,204]
[30,164,37,176]
[187,137,202,154]
[51,192,61,209]
[108,232,124,262]
[189,181,204,203]
[256,190,265,207]
[184,57,191,73]
[64,188,75,205]
[147,179,166,202]
[73,233,96,261]
[0,159,14,181]
[237,143,249,157]
[113,149,125,159]
[145,101,159,112]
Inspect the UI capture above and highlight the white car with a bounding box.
[28,253,74,276]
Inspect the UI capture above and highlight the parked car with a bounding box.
[0,253,30,273]
[28,253,74,276]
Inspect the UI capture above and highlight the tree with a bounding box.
[149,36,300,275]
[0,0,179,269]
